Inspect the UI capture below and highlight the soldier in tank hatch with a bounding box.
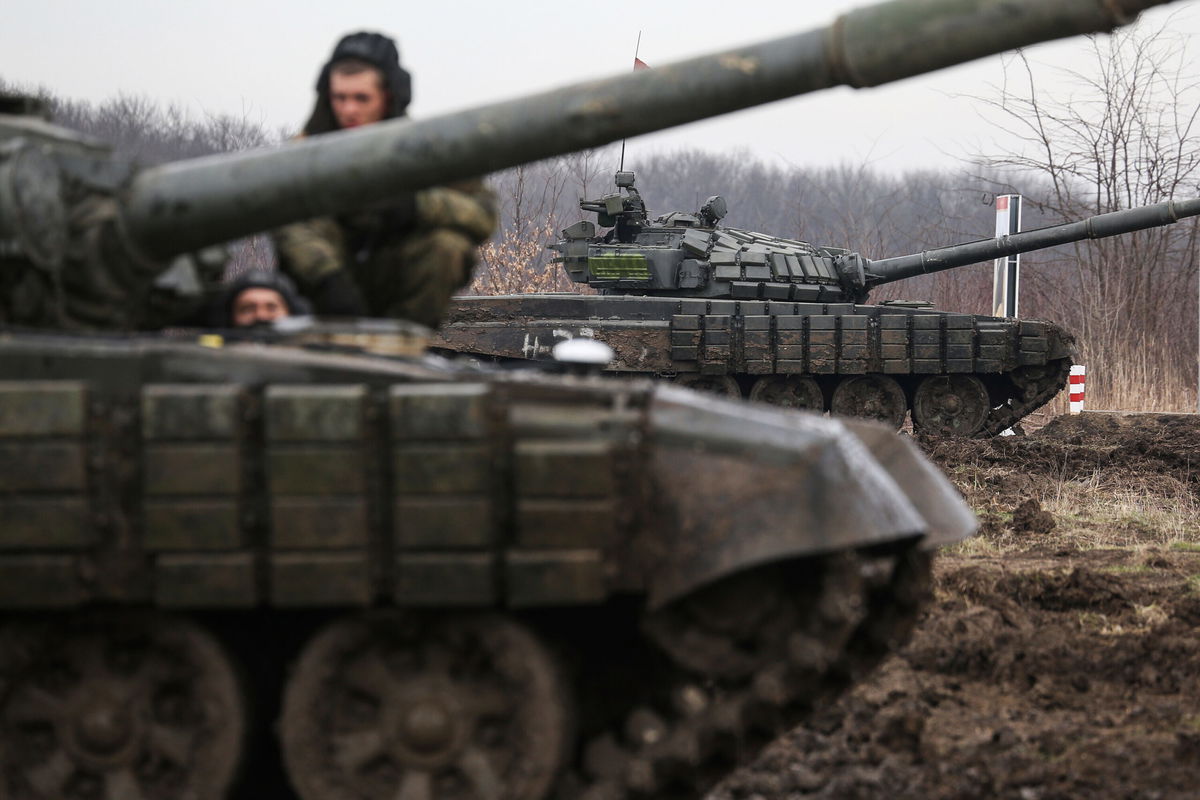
[218,269,310,328]
[273,31,496,329]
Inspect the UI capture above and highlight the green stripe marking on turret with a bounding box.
[589,255,650,280]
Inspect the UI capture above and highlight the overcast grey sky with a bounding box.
[3,0,1198,172]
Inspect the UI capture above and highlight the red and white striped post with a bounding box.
[1069,365,1086,414]
[992,194,1022,318]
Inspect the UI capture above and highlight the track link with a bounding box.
[981,358,1073,437]
[571,546,933,800]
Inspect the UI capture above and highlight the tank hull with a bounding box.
[435,293,1075,436]
[0,328,972,800]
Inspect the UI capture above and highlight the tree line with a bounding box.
[5,17,1197,410]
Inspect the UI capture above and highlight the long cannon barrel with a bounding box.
[122,0,1179,260]
[863,197,1200,287]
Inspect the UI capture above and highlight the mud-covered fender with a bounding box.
[639,387,975,609]
[1046,324,1078,361]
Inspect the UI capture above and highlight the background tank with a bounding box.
[435,171,1200,436]
[0,0,1181,797]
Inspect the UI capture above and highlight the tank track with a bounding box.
[981,358,1073,438]
[0,544,933,800]
[662,361,1072,439]
[570,546,932,800]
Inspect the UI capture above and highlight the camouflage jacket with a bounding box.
[273,179,496,328]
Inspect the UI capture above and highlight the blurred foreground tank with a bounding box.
[0,0,1185,797]
[436,172,1200,437]
[0,322,973,800]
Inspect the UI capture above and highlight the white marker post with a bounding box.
[1069,365,1086,414]
[992,195,1022,318]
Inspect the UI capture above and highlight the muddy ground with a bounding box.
[713,412,1200,800]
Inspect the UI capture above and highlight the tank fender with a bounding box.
[1047,324,1078,361]
[840,418,977,549]
[640,387,973,608]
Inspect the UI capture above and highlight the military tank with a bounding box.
[0,0,1182,797]
[0,323,976,800]
[435,171,1200,437]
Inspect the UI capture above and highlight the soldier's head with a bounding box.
[304,32,412,135]
[231,287,289,326]
[329,59,389,129]
[222,270,310,328]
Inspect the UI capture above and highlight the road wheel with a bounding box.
[0,613,244,800]
[912,375,990,436]
[748,376,824,411]
[829,375,907,429]
[281,612,570,800]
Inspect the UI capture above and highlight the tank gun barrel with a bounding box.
[121,0,1177,259]
[862,197,1200,287]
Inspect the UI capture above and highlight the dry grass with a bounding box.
[1073,602,1169,636]
[946,535,1006,558]
[1043,472,1200,543]
[1058,340,1198,414]
[942,453,1200,557]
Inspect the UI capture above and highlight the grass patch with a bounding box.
[1017,476,1199,552]
[1101,564,1152,575]
[1079,604,1166,634]
[1076,610,1133,636]
[935,416,1200,558]
[1076,611,1110,631]
[1134,603,1169,627]
[942,536,1003,557]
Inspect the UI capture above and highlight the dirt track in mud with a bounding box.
[713,412,1200,800]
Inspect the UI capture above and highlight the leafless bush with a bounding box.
[969,17,1200,410]
[470,151,615,294]
[27,87,279,164]
[467,219,585,295]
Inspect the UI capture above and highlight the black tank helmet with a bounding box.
[217,269,312,327]
[303,31,412,135]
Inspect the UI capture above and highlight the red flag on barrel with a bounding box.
[634,57,650,70]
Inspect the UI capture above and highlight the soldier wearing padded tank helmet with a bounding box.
[303,32,412,133]
[272,32,496,328]
[219,270,311,328]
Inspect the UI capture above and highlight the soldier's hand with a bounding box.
[422,228,478,287]
[415,188,497,244]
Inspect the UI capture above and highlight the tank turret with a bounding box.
[553,173,1200,304]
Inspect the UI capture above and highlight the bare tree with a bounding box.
[970,17,1200,407]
